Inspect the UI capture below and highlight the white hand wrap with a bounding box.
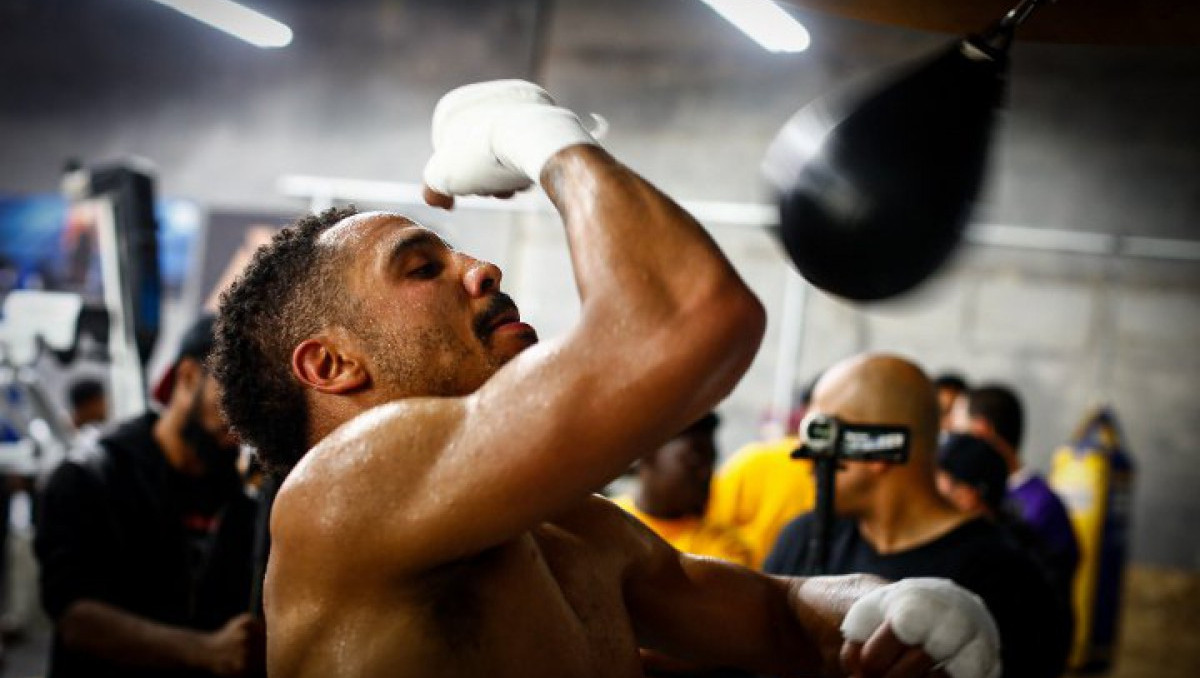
[423,79,599,196]
[841,578,1001,678]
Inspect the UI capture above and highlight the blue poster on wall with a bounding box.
[0,193,202,303]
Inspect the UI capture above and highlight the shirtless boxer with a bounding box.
[213,80,1000,677]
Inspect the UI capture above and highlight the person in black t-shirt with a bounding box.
[764,353,1072,678]
[951,384,1081,612]
[937,432,1077,617]
[35,316,264,678]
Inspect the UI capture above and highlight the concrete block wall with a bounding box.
[789,246,1200,568]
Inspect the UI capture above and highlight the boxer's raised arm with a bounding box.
[276,82,764,573]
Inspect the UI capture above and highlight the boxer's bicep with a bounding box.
[366,322,737,568]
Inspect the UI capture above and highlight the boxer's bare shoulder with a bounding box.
[265,491,647,678]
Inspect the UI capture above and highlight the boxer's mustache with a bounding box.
[473,293,520,341]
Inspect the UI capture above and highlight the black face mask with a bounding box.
[181,373,240,478]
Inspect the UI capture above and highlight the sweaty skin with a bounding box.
[266,145,785,677]
[263,149,943,677]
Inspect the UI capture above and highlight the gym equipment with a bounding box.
[786,0,1200,46]
[0,291,99,471]
[1050,407,1134,672]
[0,160,162,474]
[62,160,163,419]
[0,291,85,368]
[791,412,909,574]
[765,0,1051,301]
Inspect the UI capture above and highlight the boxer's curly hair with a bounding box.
[212,205,360,477]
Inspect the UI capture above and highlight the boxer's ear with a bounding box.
[292,333,368,394]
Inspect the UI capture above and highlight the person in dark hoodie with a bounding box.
[35,315,263,678]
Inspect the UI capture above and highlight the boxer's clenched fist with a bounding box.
[423,79,599,206]
[841,578,1001,678]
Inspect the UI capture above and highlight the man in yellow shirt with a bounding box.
[707,382,820,568]
[614,413,753,566]
[707,437,814,568]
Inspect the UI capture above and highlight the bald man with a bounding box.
[765,354,1072,678]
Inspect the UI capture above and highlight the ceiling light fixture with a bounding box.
[146,0,293,48]
[698,0,811,53]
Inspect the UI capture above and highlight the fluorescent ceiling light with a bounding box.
[146,0,293,48]
[699,0,810,52]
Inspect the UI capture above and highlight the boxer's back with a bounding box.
[266,498,645,678]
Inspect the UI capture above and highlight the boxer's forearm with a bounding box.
[542,145,765,421]
[628,553,859,676]
[782,574,889,676]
